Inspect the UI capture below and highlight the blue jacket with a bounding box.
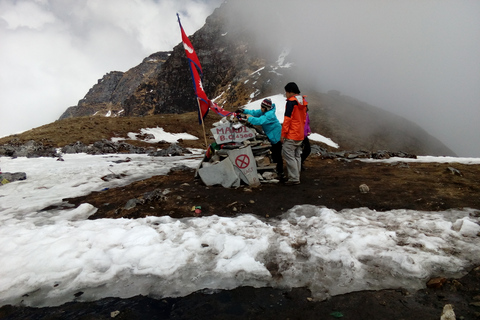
[243,105,282,144]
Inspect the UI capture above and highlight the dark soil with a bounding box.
[67,156,480,220]
[2,154,480,319]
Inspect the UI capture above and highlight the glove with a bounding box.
[235,108,244,114]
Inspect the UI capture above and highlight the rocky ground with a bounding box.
[1,152,480,319]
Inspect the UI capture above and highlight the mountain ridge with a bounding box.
[51,2,455,156]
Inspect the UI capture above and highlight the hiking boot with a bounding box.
[284,180,300,186]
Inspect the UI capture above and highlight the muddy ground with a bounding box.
[2,154,480,319]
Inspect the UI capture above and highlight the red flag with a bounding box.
[209,101,233,117]
[177,14,236,122]
[178,14,209,123]
[178,14,202,74]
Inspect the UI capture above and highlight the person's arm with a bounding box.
[242,109,263,117]
[247,113,267,126]
[281,100,295,139]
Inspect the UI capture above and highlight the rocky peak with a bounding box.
[57,2,456,156]
[59,51,171,119]
[60,2,289,119]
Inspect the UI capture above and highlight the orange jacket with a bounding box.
[281,95,307,141]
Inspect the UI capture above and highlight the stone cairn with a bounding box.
[197,117,280,187]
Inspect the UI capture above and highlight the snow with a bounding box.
[276,48,293,68]
[1,129,480,308]
[362,156,480,165]
[112,127,198,144]
[309,133,339,149]
[249,67,265,76]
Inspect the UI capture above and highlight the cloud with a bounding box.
[1,0,479,157]
[0,0,222,138]
[225,0,480,157]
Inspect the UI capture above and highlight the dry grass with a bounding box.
[0,112,221,149]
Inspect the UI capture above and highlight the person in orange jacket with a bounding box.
[281,82,307,185]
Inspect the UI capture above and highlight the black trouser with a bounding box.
[271,141,283,174]
[301,136,311,165]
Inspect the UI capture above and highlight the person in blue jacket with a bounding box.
[237,98,284,177]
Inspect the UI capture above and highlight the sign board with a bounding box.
[210,124,255,144]
[228,146,260,187]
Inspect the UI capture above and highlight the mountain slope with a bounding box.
[55,1,455,156]
[307,91,456,155]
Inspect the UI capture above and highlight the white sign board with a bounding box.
[228,146,260,187]
[210,124,255,144]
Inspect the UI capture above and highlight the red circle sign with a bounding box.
[235,154,250,169]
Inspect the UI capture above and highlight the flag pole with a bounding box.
[197,98,208,148]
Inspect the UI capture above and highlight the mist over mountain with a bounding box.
[59,1,456,156]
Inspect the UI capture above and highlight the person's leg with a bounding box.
[282,139,301,183]
[301,137,311,170]
[294,140,303,176]
[270,141,283,176]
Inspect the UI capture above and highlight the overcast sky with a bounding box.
[1,0,479,157]
[225,0,480,157]
[0,0,222,138]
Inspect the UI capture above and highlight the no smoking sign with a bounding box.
[235,154,250,169]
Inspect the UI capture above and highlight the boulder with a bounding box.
[0,172,27,185]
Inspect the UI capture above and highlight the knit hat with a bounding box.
[261,98,273,110]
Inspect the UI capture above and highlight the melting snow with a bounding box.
[0,129,479,308]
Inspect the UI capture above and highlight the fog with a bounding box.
[226,0,480,157]
[0,0,222,138]
[1,1,479,157]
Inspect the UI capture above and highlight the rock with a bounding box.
[143,189,169,202]
[447,167,463,176]
[170,165,193,172]
[101,174,124,181]
[426,277,447,289]
[372,151,391,159]
[0,139,152,158]
[255,155,271,167]
[136,133,155,141]
[359,184,369,193]
[62,141,89,154]
[59,52,171,119]
[0,140,59,158]
[0,172,27,183]
[149,144,191,157]
[262,171,276,180]
[124,199,140,210]
[111,310,120,318]
[316,149,419,161]
[440,304,456,320]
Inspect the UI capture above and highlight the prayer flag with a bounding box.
[177,14,209,123]
[177,14,235,122]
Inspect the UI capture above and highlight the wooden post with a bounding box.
[197,98,209,148]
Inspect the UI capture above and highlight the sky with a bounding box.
[1,125,479,307]
[226,0,480,157]
[1,0,479,158]
[0,0,222,137]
